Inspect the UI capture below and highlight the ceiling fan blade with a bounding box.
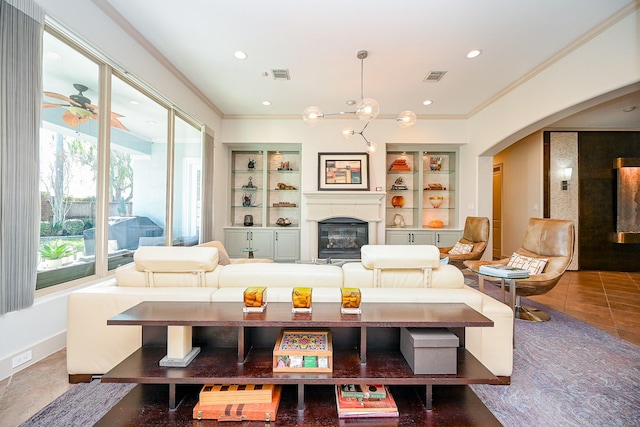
[43,103,68,108]
[43,91,81,106]
[110,114,129,131]
[88,104,129,131]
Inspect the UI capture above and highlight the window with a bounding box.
[173,116,202,246]
[38,32,100,288]
[37,28,204,290]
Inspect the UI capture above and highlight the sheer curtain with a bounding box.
[0,0,44,314]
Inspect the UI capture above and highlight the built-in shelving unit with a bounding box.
[385,146,461,247]
[226,145,301,261]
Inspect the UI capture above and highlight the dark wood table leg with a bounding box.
[360,326,367,364]
[297,384,305,411]
[169,384,176,410]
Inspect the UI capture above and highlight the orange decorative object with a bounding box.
[391,196,405,207]
[428,219,444,228]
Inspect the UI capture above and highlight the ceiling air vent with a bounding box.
[423,71,447,82]
[271,69,290,80]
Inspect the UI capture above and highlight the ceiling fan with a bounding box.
[43,83,128,131]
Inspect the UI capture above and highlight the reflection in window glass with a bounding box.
[38,32,99,289]
[107,76,168,270]
[173,117,202,246]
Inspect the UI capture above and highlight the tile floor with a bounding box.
[0,270,638,427]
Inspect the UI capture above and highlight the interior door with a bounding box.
[492,164,503,259]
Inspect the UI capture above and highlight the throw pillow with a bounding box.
[448,242,473,255]
[507,253,548,275]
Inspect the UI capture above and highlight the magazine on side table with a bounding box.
[479,264,529,278]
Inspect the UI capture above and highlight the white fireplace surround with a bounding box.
[304,191,385,258]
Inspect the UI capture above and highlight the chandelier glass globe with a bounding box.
[302,106,324,126]
[356,98,380,121]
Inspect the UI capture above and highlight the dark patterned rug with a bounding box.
[20,278,640,426]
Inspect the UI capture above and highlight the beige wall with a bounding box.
[493,132,544,258]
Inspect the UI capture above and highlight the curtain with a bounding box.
[0,0,44,314]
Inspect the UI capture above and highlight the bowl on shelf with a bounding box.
[391,195,405,208]
[429,196,444,208]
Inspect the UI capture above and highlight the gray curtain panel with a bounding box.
[0,0,44,314]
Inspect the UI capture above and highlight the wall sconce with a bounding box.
[561,167,573,190]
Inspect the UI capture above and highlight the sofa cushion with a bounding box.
[343,262,464,289]
[116,262,222,287]
[218,263,343,288]
[360,245,441,269]
[134,246,218,272]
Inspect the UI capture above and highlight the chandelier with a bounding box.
[302,50,417,154]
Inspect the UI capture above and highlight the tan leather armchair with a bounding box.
[439,216,490,269]
[465,217,574,321]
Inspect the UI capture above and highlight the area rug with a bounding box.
[20,283,640,426]
[19,380,134,427]
[466,274,640,427]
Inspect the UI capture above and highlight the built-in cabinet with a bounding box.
[226,146,301,261]
[386,230,461,247]
[385,146,461,247]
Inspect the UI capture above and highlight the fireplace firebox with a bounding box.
[318,217,368,259]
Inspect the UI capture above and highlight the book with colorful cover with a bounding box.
[335,385,399,418]
[339,384,387,400]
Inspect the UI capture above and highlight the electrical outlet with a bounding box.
[12,350,32,368]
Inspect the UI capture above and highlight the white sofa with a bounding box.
[66,244,513,382]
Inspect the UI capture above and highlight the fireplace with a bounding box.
[318,217,368,259]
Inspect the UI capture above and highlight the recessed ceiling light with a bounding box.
[262,101,272,106]
[145,120,157,125]
[234,50,248,60]
[622,106,636,112]
[466,49,482,59]
[129,100,139,105]
[423,100,433,106]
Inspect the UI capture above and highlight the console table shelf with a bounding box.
[102,346,499,385]
[99,301,502,424]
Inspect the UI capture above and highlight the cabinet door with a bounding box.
[247,229,274,259]
[274,229,300,261]
[435,231,462,248]
[413,231,436,245]
[386,230,412,245]
[224,229,251,258]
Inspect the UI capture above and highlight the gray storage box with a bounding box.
[400,327,459,374]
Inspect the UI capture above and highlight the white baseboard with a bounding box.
[0,332,66,382]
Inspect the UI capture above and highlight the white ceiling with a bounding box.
[92,1,638,129]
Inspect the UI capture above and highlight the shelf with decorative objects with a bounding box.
[226,145,301,261]
[385,146,461,247]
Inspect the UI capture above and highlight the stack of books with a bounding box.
[193,384,281,422]
[389,159,411,171]
[335,384,399,419]
[479,264,529,278]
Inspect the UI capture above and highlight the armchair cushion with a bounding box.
[507,253,548,275]
[449,242,473,255]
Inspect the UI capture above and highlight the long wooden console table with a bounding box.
[99,301,502,425]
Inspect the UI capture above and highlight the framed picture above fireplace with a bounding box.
[318,152,370,191]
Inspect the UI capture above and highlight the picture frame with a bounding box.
[318,152,370,191]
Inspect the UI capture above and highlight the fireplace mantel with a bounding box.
[303,191,385,222]
[304,191,385,258]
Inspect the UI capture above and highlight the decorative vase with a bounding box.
[391,195,405,207]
